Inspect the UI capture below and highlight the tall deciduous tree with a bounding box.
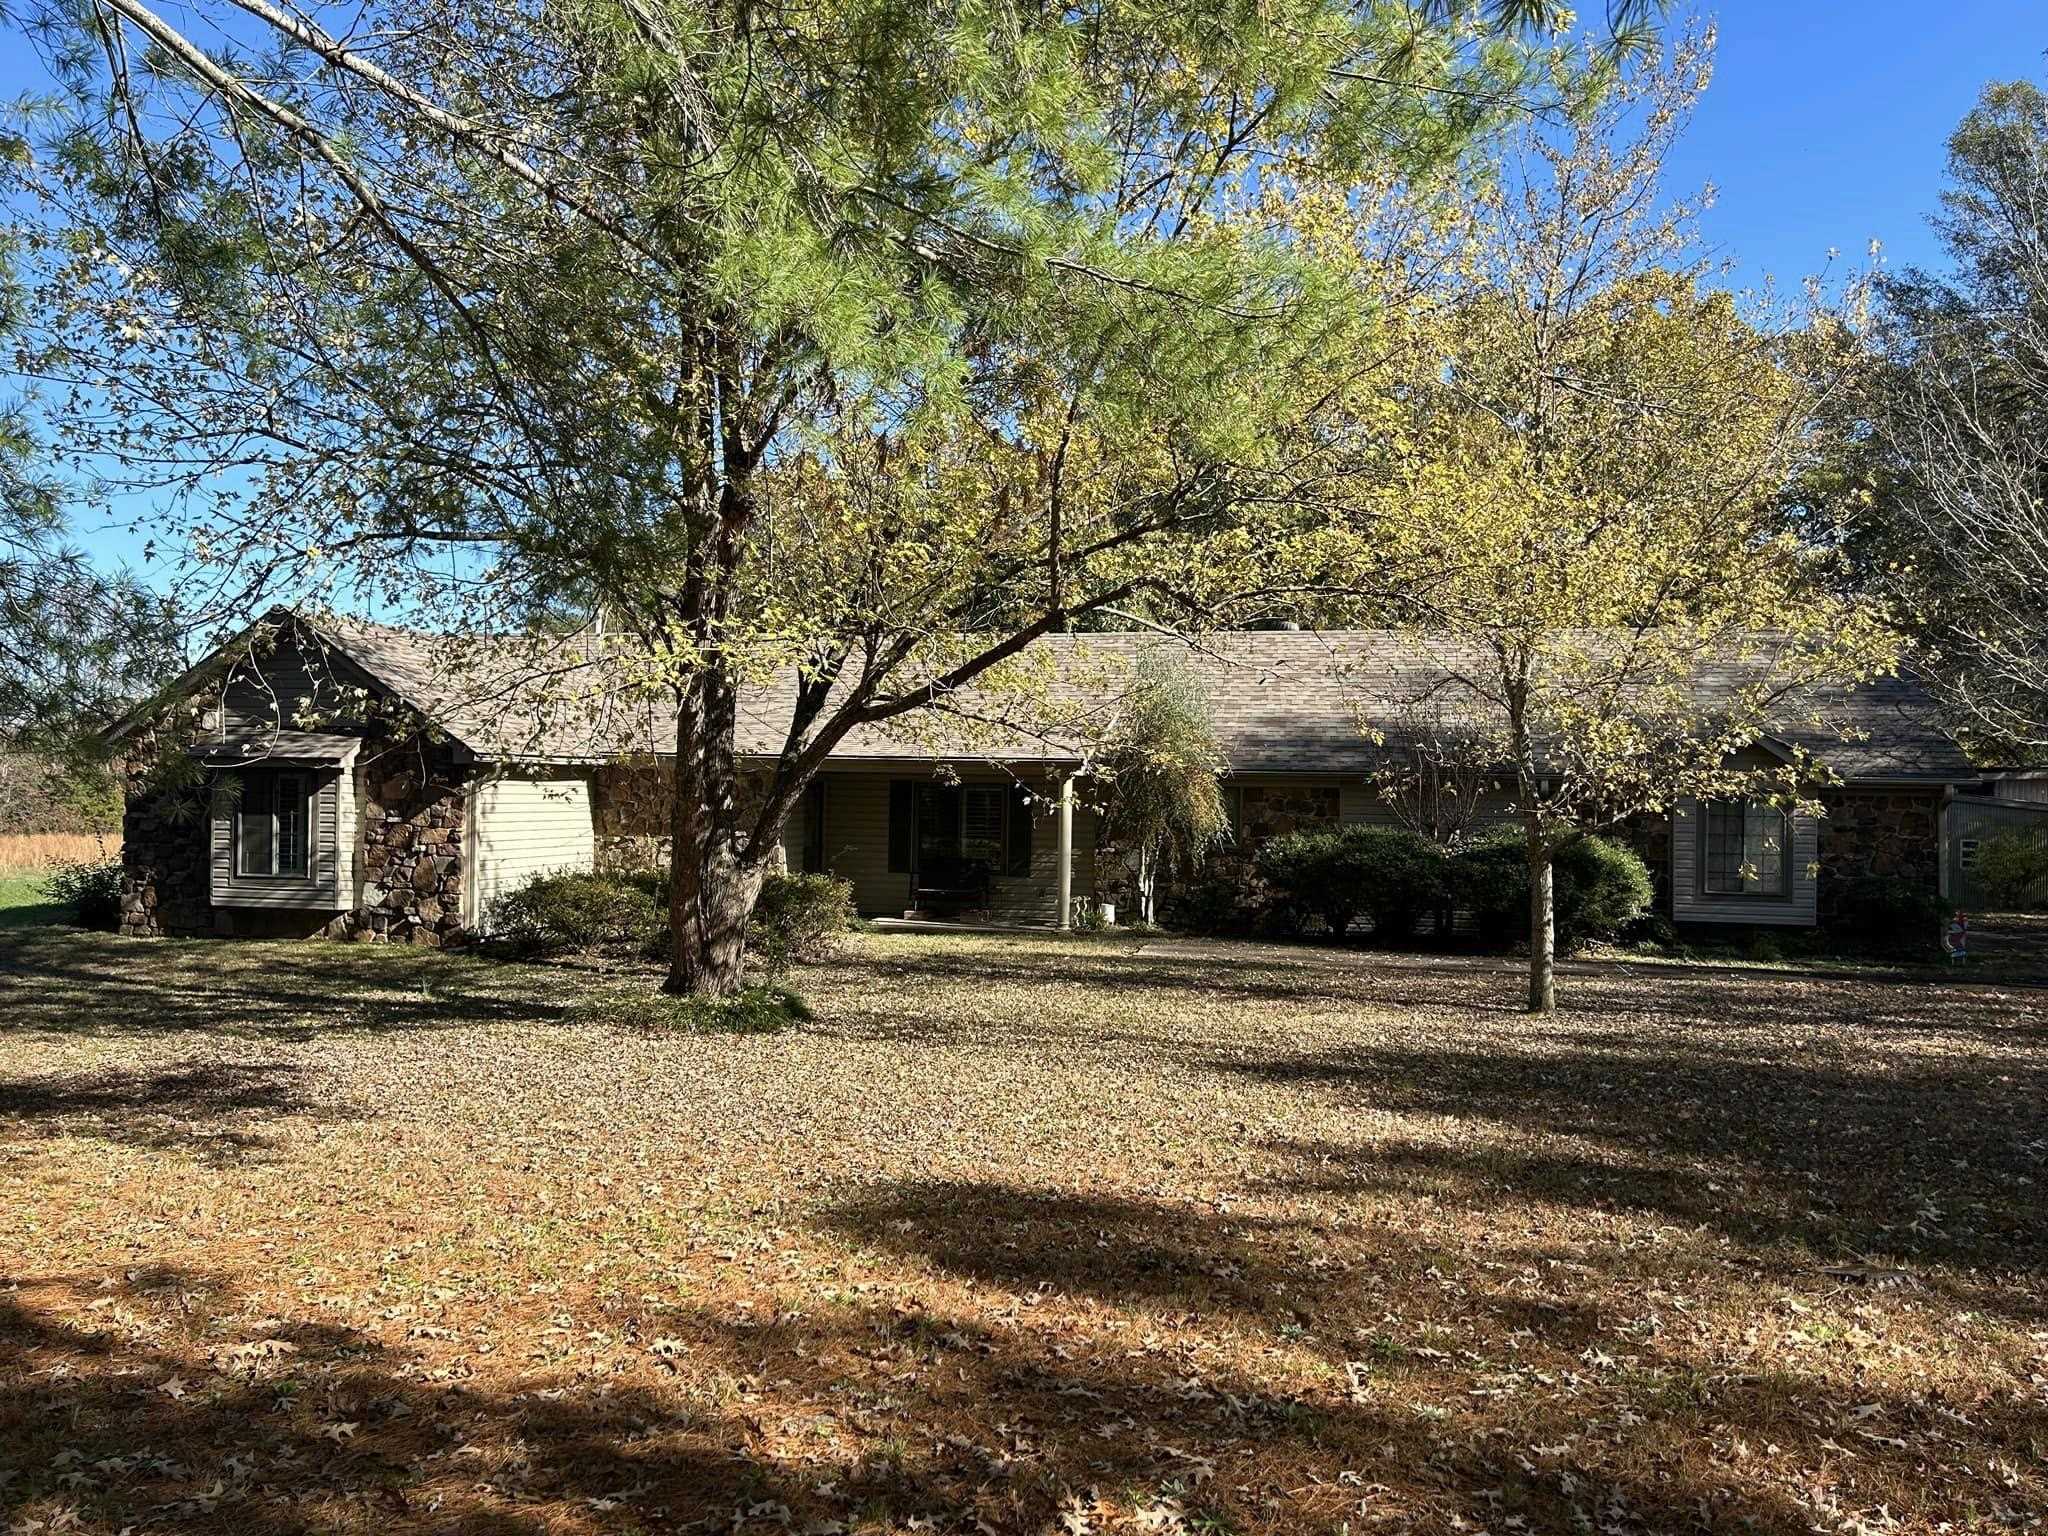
[7,0,1661,992]
[1327,28,1898,1011]
[1863,80,2048,754]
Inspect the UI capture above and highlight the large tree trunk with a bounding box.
[1526,825,1556,1014]
[664,668,765,998]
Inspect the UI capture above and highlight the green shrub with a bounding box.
[1827,876,1952,955]
[1249,827,1449,942]
[42,860,123,930]
[1446,831,1527,947]
[572,984,809,1033]
[1254,830,1349,934]
[1344,828,1446,942]
[1444,829,1653,951]
[1552,835,1655,949]
[1974,827,2048,911]
[488,870,663,956]
[1162,865,1263,936]
[748,872,855,974]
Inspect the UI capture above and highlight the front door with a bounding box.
[912,783,964,893]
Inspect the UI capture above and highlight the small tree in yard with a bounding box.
[1325,28,1901,1011]
[4,0,1663,995]
[1094,651,1229,926]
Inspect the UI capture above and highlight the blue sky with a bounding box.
[3,2,2042,579]
[1665,1,2038,288]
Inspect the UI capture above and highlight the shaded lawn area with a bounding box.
[1,927,2043,1535]
[0,872,65,931]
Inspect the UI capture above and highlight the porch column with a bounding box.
[1056,773,1074,931]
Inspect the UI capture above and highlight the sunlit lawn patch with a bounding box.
[1,928,2042,1534]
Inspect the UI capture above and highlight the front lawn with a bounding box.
[0,872,65,931]
[1,927,2042,1534]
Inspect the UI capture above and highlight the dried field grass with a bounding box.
[0,928,2042,1535]
[0,831,113,873]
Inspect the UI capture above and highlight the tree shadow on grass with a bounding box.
[14,1251,2033,1536]
[1220,1032,2048,1286]
[0,928,576,1040]
[0,1059,348,1162]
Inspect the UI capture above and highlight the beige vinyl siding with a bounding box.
[211,766,347,910]
[1672,797,1819,927]
[336,758,360,904]
[466,772,597,930]
[817,770,1092,923]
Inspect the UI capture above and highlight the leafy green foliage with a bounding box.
[1974,828,2048,912]
[746,872,857,976]
[1255,826,1444,940]
[1446,830,1653,952]
[1095,650,1230,923]
[1445,833,1530,948]
[39,858,120,929]
[490,867,851,974]
[1552,835,1656,949]
[488,871,664,957]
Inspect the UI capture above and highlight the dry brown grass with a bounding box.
[0,831,114,874]
[0,928,2042,1535]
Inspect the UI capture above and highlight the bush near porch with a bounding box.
[488,868,856,973]
[1196,825,1656,951]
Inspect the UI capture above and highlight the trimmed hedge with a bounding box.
[1253,826,1450,940]
[1552,834,1656,949]
[747,872,857,973]
[488,867,854,971]
[1225,825,1652,951]
[488,870,663,955]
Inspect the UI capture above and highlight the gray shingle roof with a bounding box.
[298,616,1975,784]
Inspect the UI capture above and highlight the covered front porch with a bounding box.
[789,764,1097,930]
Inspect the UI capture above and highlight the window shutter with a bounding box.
[801,779,827,874]
[1007,783,1033,876]
[887,780,913,873]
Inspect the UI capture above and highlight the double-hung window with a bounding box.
[1701,799,1788,897]
[237,769,311,879]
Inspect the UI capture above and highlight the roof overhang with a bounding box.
[191,731,364,767]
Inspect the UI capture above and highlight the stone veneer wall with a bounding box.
[1233,783,1341,844]
[343,741,469,945]
[591,757,787,873]
[592,758,672,871]
[118,741,213,939]
[1815,785,1943,918]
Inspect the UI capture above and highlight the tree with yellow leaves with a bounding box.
[1329,27,1901,1011]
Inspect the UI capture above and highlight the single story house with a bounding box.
[109,610,1977,942]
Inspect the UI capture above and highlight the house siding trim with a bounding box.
[1671,797,1820,927]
